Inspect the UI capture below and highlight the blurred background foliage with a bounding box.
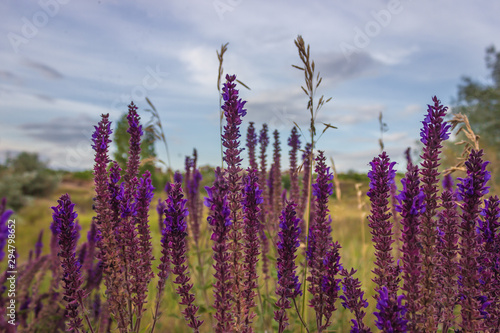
[0,152,60,210]
[441,45,500,194]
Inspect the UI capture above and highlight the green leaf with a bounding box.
[323,122,338,131]
[292,64,305,71]
[236,79,251,90]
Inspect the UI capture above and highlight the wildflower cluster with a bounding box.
[418,96,450,330]
[164,180,203,332]
[205,167,233,332]
[51,194,88,332]
[367,152,399,296]
[275,201,302,333]
[2,67,498,333]
[221,74,247,328]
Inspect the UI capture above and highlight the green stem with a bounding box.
[300,142,314,333]
[194,242,214,329]
[150,282,166,333]
[117,243,134,331]
[256,286,267,331]
[79,297,96,333]
[219,95,224,168]
[293,298,310,333]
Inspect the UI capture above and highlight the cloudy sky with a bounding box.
[1,0,499,173]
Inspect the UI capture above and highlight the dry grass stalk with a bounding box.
[293,35,338,332]
[355,183,367,245]
[293,36,333,141]
[378,111,388,152]
[216,43,250,168]
[217,43,229,168]
[330,156,341,201]
[144,97,172,176]
[443,113,480,176]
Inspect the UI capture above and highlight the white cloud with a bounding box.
[178,45,218,92]
[402,104,422,115]
[0,90,118,119]
[371,45,419,65]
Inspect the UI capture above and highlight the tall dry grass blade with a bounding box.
[443,113,481,176]
[329,156,341,201]
[145,97,172,177]
[378,111,388,152]
[217,43,229,167]
[216,43,250,168]
[292,34,335,331]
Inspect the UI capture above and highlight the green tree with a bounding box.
[447,46,500,194]
[453,46,500,155]
[0,152,59,210]
[7,151,47,173]
[113,112,157,177]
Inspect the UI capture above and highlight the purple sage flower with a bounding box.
[257,126,271,294]
[83,221,98,273]
[131,171,155,323]
[52,194,88,332]
[186,151,203,246]
[367,152,400,298]
[437,186,460,331]
[246,122,258,170]
[221,74,247,327]
[174,170,183,184]
[396,163,424,329]
[457,149,491,331]
[479,195,499,249]
[374,287,408,332]
[272,129,282,221]
[418,96,450,330]
[478,196,500,328]
[156,197,166,233]
[165,180,203,332]
[404,147,412,167]
[92,294,101,321]
[258,123,271,282]
[205,167,234,332]
[116,174,142,319]
[288,127,301,206]
[154,196,172,333]
[35,230,43,259]
[107,161,122,231]
[275,201,302,333]
[442,173,454,192]
[123,102,143,185]
[389,179,401,261]
[241,168,263,331]
[307,150,335,331]
[91,114,127,329]
[267,163,275,217]
[339,268,371,333]
[91,114,112,223]
[321,242,342,330]
[258,123,270,219]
